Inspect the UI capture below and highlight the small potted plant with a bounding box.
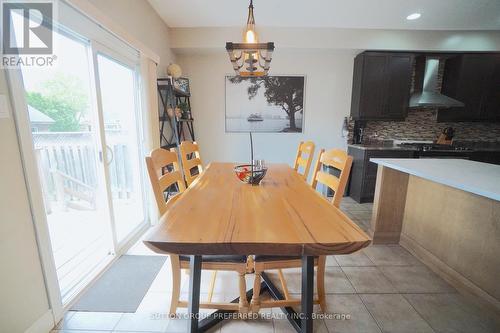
[178,102,191,119]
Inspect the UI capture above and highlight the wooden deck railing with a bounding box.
[33,132,133,209]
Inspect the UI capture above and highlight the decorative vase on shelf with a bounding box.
[167,107,174,118]
[174,107,182,119]
[341,116,349,138]
[167,63,182,79]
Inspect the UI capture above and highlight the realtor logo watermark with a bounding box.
[1,0,56,67]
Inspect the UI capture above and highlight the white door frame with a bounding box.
[88,41,120,255]
[91,40,150,254]
[6,67,64,322]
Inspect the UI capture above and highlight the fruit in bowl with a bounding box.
[236,166,250,181]
[234,164,267,185]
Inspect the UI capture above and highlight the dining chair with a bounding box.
[179,141,250,312]
[310,148,353,208]
[179,141,203,186]
[293,140,315,180]
[250,148,354,314]
[145,148,250,315]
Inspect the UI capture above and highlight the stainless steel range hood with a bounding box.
[409,57,464,108]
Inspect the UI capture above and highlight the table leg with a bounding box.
[188,255,202,333]
[301,255,314,333]
[261,272,301,331]
[198,285,263,332]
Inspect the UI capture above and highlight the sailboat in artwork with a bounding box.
[247,113,264,122]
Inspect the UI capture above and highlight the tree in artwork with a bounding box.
[229,76,304,131]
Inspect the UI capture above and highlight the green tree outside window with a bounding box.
[26,72,89,132]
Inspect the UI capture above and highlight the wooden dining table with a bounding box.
[144,162,371,333]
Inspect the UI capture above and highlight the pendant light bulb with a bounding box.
[225,0,274,77]
[244,0,257,43]
[245,29,257,43]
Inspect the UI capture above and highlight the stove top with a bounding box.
[397,142,472,152]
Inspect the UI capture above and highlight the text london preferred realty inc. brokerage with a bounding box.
[1,0,58,68]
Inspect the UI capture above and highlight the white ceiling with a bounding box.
[148,0,500,30]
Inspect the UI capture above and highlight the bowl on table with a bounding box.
[234,164,267,185]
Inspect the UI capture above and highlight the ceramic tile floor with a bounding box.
[52,197,500,333]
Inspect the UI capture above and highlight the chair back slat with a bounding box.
[180,141,204,186]
[315,171,340,191]
[293,141,315,180]
[146,148,186,215]
[296,156,308,166]
[311,149,353,207]
[184,157,202,171]
[159,171,184,192]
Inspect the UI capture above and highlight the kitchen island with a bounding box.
[369,158,500,313]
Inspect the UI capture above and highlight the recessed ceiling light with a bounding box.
[406,13,421,20]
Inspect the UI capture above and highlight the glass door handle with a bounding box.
[99,146,114,165]
[105,145,114,165]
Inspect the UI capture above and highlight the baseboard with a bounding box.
[400,233,500,316]
[25,310,54,333]
[368,228,400,244]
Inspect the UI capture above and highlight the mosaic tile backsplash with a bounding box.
[353,108,500,143]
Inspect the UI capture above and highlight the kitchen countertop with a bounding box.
[348,144,418,151]
[370,158,500,201]
[349,143,500,152]
[469,147,500,152]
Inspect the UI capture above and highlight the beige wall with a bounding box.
[0,1,173,332]
[178,50,356,181]
[87,0,175,75]
[174,28,500,173]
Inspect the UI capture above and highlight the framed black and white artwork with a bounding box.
[173,77,190,96]
[225,75,305,133]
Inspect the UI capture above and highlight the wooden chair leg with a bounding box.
[246,255,255,273]
[317,256,327,313]
[238,272,249,313]
[169,255,181,316]
[250,272,262,313]
[277,269,291,300]
[207,270,217,302]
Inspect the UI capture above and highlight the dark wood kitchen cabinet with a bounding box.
[347,147,415,203]
[438,53,500,122]
[351,52,414,120]
[470,151,500,165]
[481,55,500,121]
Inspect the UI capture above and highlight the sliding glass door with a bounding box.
[13,18,148,305]
[19,30,115,302]
[93,46,146,245]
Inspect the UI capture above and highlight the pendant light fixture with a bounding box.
[226,0,274,77]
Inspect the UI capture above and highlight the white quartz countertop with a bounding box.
[370,158,500,201]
